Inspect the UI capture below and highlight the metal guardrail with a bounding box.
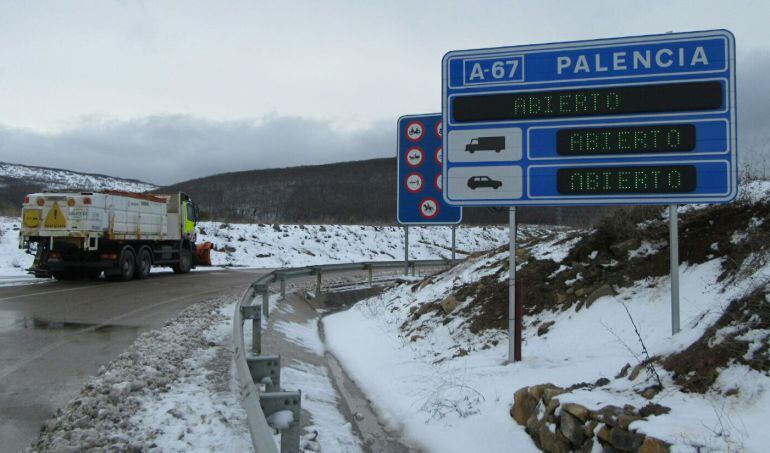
[233,259,452,452]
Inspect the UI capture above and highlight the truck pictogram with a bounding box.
[465,136,505,153]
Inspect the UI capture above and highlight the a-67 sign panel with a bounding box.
[397,114,462,224]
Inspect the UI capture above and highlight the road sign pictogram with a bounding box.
[419,197,439,219]
[406,121,425,142]
[405,173,425,193]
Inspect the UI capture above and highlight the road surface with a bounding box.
[0,268,266,452]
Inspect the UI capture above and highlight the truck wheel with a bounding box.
[172,248,192,274]
[134,248,152,280]
[107,249,135,282]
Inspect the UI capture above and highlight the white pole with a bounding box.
[451,225,456,265]
[404,226,409,276]
[508,207,517,363]
[669,204,680,335]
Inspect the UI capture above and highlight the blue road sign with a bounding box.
[397,114,462,224]
[442,30,737,206]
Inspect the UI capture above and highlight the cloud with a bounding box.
[0,51,768,184]
[0,115,395,185]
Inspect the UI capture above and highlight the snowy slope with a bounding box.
[323,190,770,452]
[197,222,510,268]
[0,161,156,192]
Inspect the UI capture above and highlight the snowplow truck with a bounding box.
[19,191,201,281]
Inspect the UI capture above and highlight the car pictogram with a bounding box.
[467,176,503,190]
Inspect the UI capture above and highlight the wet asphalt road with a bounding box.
[0,268,267,453]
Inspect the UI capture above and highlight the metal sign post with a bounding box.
[451,225,456,264]
[508,207,519,363]
[669,204,680,334]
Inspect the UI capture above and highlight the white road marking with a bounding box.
[0,285,104,303]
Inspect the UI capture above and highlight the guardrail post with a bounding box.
[410,261,416,276]
[247,354,281,393]
[260,391,302,453]
[240,305,262,355]
[253,284,270,319]
[366,264,373,286]
[312,267,322,297]
[279,277,287,300]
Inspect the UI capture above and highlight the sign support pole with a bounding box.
[669,204,681,335]
[451,225,456,265]
[404,226,409,276]
[508,207,519,363]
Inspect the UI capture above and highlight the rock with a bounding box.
[537,321,555,336]
[556,293,569,304]
[526,413,542,439]
[538,423,571,453]
[528,383,561,401]
[609,427,646,452]
[596,424,611,443]
[639,436,671,453]
[585,284,616,307]
[639,403,671,417]
[609,238,642,258]
[559,411,586,446]
[594,377,610,387]
[566,287,575,295]
[545,398,561,424]
[512,388,539,425]
[562,403,590,422]
[640,385,662,400]
[616,363,631,378]
[585,419,598,437]
[440,294,460,313]
[577,439,595,453]
[628,363,645,381]
[574,286,590,297]
[542,387,564,404]
[618,414,643,430]
[591,405,624,427]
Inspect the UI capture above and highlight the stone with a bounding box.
[596,424,611,443]
[639,403,671,417]
[512,388,539,425]
[591,405,624,427]
[609,427,646,452]
[585,419,598,437]
[526,413,543,439]
[585,284,616,307]
[542,387,565,404]
[577,439,595,453]
[616,363,631,379]
[574,286,590,297]
[641,385,662,400]
[566,287,575,295]
[537,321,555,336]
[559,411,586,446]
[618,414,643,430]
[556,293,569,304]
[628,363,646,381]
[638,436,671,453]
[538,423,571,453]
[440,294,460,314]
[594,377,610,387]
[528,383,561,401]
[562,403,590,422]
[609,238,642,258]
[545,398,561,424]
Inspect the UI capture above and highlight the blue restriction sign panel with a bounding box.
[442,30,737,206]
[398,114,462,224]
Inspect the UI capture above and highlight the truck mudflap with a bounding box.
[195,242,213,266]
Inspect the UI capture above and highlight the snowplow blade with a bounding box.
[195,242,213,266]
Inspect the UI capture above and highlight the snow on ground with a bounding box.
[31,297,252,452]
[323,237,770,452]
[197,222,509,268]
[0,217,32,278]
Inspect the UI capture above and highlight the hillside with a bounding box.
[0,161,156,215]
[161,157,606,226]
[322,180,770,452]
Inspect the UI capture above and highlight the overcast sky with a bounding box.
[0,1,768,184]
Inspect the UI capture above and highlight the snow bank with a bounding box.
[31,297,252,452]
